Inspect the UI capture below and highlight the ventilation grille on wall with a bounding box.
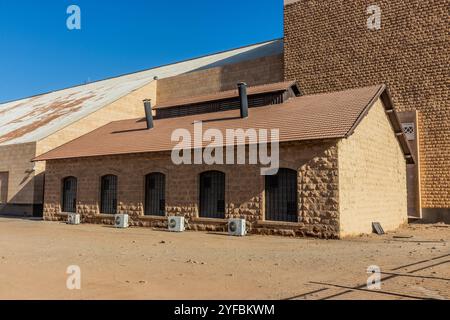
[401,123,415,140]
[155,92,285,119]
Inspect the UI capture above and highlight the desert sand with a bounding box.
[0,217,448,300]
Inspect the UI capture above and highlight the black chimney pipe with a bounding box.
[237,82,248,118]
[143,99,154,129]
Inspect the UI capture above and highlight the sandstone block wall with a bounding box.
[157,54,284,103]
[284,0,449,210]
[43,141,340,238]
[338,99,408,236]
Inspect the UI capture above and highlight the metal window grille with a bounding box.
[199,171,225,219]
[265,168,298,222]
[100,175,117,214]
[62,176,77,213]
[144,173,166,216]
[0,172,9,204]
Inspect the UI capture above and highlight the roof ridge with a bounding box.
[295,84,385,98]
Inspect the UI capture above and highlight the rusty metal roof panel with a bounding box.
[0,39,283,146]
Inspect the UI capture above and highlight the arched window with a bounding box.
[144,172,166,216]
[62,176,77,213]
[199,171,225,219]
[265,168,298,222]
[100,175,117,214]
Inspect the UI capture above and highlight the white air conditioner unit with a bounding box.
[228,218,246,236]
[67,213,80,225]
[114,214,129,228]
[168,216,185,232]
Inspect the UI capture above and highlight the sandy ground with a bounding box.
[0,217,448,300]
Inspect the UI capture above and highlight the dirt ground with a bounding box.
[0,217,448,300]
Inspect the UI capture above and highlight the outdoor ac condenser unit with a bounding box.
[114,214,129,228]
[67,213,80,225]
[228,218,246,236]
[168,216,185,232]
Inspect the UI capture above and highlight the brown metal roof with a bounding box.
[154,81,299,109]
[33,84,414,164]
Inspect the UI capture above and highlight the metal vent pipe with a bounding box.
[237,82,248,118]
[143,99,154,129]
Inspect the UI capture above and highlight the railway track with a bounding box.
[285,253,450,300]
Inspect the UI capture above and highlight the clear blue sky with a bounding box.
[0,0,283,103]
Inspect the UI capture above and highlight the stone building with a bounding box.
[34,82,413,238]
[0,39,283,216]
[283,0,449,222]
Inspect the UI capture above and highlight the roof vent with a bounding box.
[143,99,154,129]
[237,82,248,118]
[401,122,415,140]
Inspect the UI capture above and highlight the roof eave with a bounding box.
[344,84,415,165]
[380,87,415,165]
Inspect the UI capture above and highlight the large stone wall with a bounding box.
[338,99,408,236]
[284,1,449,212]
[157,54,284,103]
[43,141,340,238]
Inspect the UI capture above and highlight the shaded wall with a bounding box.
[0,142,37,216]
[157,54,284,103]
